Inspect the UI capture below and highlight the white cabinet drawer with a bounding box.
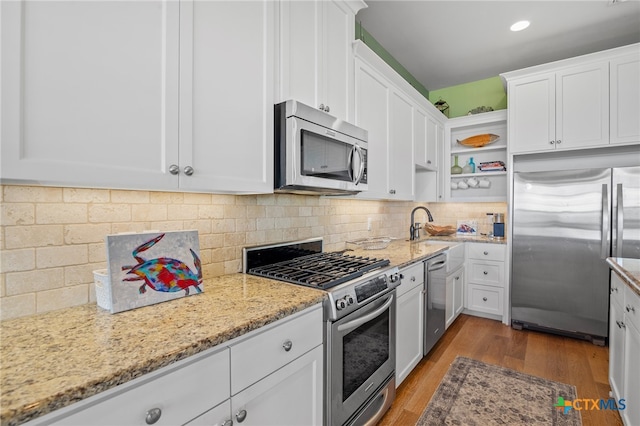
[45,348,230,426]
[467,243,505,262]
[231,306,322,394]
[467,284,503,316]
[624,284,640,332]
[468,260,504,287]
[397,261,424,297]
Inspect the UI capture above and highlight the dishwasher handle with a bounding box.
[427,256,447,272]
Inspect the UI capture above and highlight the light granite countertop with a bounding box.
[0,274,325,426]
[607,257,640,297]
[0,238,474,426]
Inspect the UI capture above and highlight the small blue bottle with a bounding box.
[469,157,476,173]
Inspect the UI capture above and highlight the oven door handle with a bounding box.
[337,295,394,334]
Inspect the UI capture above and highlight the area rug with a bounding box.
[417,356,582,426]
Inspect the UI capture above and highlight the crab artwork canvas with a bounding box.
[104,230,203,313]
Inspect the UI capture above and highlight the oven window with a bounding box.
[300,130,353,182]
[342,309,389,401]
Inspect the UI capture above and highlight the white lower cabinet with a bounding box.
[27,305,323,426]
[229,345,323,426]
[395,262,425,386]
[445,266,464,328]
[464,243,507,322]
[609,271,640,426]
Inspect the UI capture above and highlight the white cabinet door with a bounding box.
[354,59,390,200]
[231,345,323,426]
[623,319,640,426]
[508,73,556,154]
[414,108,439,171]
[179,0,274,193]
[321,0,355,122]
[396,284,424,386]
[610,53,640,145]
[1,0,180,189]
[608,294,625,403]
[445,266,464,329]
[278,0,362,123]
[556,62,609,150]
[388,90,415,200]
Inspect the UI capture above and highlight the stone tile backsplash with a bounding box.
[0,185,506,320]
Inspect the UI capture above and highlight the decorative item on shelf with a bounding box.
[467,106,494,115]
[469,157,476,173]
[434,98,449,118]
[478,161,506,172]
[457,133,500,148]
[424,224,457,236]
[462,159,473,174]
[451,155,463,174]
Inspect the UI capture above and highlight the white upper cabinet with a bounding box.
[354,58,391,200]
[1,0,180,189]
[610,52,640,145]
[414,107,440,171]
[354,41,442,201]
[388,90,415,200]
[1,0,274,194]
[179,0,274,193]
[278,0,366,123]
[556,62,609,150]
[503,43,639,155]
[507,62,609,154]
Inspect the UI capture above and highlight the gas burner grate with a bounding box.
[248,252,390,289]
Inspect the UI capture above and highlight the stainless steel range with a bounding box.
[243,238,400,426]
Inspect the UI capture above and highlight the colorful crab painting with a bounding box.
[121,233,203,296]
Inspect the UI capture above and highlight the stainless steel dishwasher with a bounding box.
[424,254,447,355]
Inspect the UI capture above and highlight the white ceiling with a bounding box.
[356,0,640,91]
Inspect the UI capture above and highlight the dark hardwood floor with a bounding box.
[379,314,623,426]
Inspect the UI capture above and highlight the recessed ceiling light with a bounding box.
[510,20,530,32]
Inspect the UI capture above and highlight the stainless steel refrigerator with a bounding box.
[511,166,640,345]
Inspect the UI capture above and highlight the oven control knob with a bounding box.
[389,273,400,283]
[345,295,354,306]
[336,299,347,310]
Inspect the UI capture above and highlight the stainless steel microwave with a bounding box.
[275,100,368,195]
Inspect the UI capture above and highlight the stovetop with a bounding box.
[247,251,390,290]
[243,238,390,290]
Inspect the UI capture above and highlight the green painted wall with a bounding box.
[356,23,507,119]
[429,77,507,118]
[355,22,430,100]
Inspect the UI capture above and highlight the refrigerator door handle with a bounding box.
[615,183,623,258]
[601,183,609,259]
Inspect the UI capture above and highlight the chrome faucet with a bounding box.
[410,206,434,241]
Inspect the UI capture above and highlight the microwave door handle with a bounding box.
[347,145,355,182]
[354,145,365,185]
